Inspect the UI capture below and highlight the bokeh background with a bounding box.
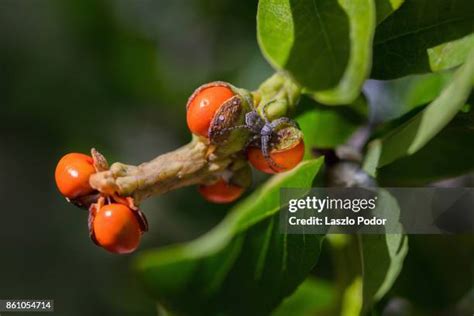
[0,1,472,316]
[0,0,270,315]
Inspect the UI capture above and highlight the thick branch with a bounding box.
[88,72,301,205]
[89,138,232,204]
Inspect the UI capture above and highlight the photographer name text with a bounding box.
[287,196,387,227]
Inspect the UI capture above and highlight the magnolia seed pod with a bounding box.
[271,125,304,152]
[208,95,250,155]
[205,82,253,156]
[247,124,305,174]
[91,148,109,172]
[186,81,254,155]
[186,81,236,138]
[198,157,251,204]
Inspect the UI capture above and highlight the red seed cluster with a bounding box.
[186,85,235,137]
[198,179,245,204]
[186,82,304,203]
[93,203,142,254]
[55,153,96,199]
[54,81,304,254]
[55,152,147,254]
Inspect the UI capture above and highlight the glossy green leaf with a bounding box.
[428,34,474,72]
[362,140,382,178]
[271,278,334,316]
[374,0,404,24]
[393,235,474,310]
[378,110,474,185]
[257,0,376,104]
[296,96,367,158]
[372,0,474,79]
[355,190,409,312]
[135,159,324,316]
[365,71,453,123]
[376,51,474,167]
[360,233,409,311]
[257,0,349,91]
[318,193,407,314]
[340,277,363,316]
[313,0,376,105]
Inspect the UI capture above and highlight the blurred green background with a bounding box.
[0,0,271,315]
[1,1,473,316]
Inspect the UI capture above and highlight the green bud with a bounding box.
[255,72,301,121]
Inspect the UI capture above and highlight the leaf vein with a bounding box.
[375,16,473,46]
[311,0,338,66]
[255,217,275,280]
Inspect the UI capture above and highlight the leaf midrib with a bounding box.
[374,15,473,46]
[137,159,323,267]
[311,0,337,67]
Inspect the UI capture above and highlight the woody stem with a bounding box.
[89,137,232,204]
[89,72,301,205]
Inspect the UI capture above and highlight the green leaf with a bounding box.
[372,0,474,79]
[374,0,404,24]
[362,139,382,178]
[312,0,376,105]
[393,235,474,310]
[360,234,409,309]
[365,71,453,123]
[135,159,324,316]
[378,110,474,185]
[360,234,409,312]
[356,191,409,312]
[295,96,367,158]
[271,278,334,316]
[257,0,376,104]
[324,192,408,314]
[257,0,349,91]
[428,33,474,72]
[340,277,363,316]
[376,50,474,167]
